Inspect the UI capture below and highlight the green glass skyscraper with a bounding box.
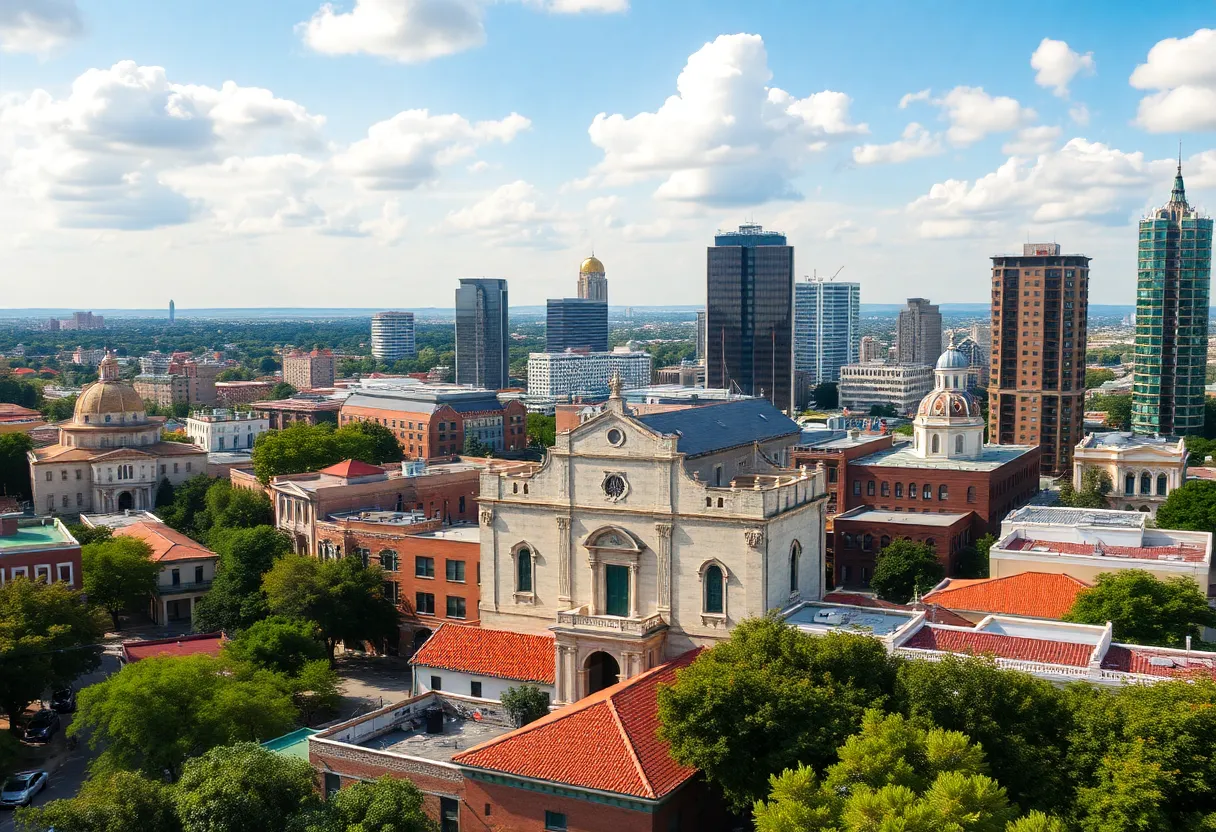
[1132,162,1213,436]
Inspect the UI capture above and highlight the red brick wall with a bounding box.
[340,404,464,460]
[833,513,973,587]
[501,400,528,452]
[0,545,81,588]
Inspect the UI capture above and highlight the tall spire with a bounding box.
[1172,141,1187,205]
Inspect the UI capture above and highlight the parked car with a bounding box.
[23,709,60,744]
[50,688,76,713]
[0,770,48,808]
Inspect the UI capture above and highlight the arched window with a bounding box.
[881,482,890,497]
[516,548,533,593]
[931,435,940,454]
[895,483,903,498]
[880,535,890,548]
[704,565,724,614]
[923,484,932,500]
[925,538,936,550]
[1125,473,1135,495]
[938,485,948,501]
[908,482,917,500]
[1157,473,1168,496]
[967,485,977,503]
[789,541,801,592]
[863,534,873,551]
[955,435,964,454]
[1140,472,1152,495]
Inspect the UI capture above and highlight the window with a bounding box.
[880,535,890,548]
[894,482,903,498]
[852,480,861,496]
[45,471,52,482]
[171,568,181,586]
[33,565,51,583]
[545,811,568,831]
[195,565,204,583]
[446,559,466,582]
[76,493,83,506]
[324,773,341,798]
[704,564,724,614]
[1157,473,1168,496]
[931,435,940,454]
[379,551,398,571]
[440,797,460,832]
[446,596,467,619]
[459,496,465,513]
[938,485,948,501]
[880,482,890,497]
[416,592,435,615]
[57,563,72,583]
[61,469,67,480]
[923,485,932,500]
[967,486,977,503]
[1125,473,1135,495]
[863,534,873,551]
[470,681,482,698]
[908,482,917,500]
[1140,472,1152,495]
[789,541,801,592]
[430,675,442,691]
[516,547,533,593]
[926,538,936,550]
[415,556,435,578]
[955,435,964,454]
[866,480,875,496]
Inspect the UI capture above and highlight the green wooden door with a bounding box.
[605,564,629,617]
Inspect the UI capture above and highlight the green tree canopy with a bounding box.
[501,684,550,727]
[193,525,290,633]
[869,403,899,417]
[1056,467,1113,509]
[270,382,298,400]
[67,522,113,546]
[1063,570,1216,648]
[81,535,162,630]
[224,615,327,676]
[251,422,402,483]
[159,474,218,539]
[263,555,399,661]
[0,578,104,735]
[955,533,995,579]
[1155,479,1216,535]
[339,419,404,465]
[656,616,901,811]
[1090,394,1132,430]
[198,479,275,542]
[15,769,178,832]
[1084,368,1116,389]
[870,540,945,603]
[303,775,436,832]
[526,413,556,449]
[174,742,322,832]
[154,477,175,508]
[0,432,34,501]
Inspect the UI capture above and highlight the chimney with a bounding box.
[0,515,18,537]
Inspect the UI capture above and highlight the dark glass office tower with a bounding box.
[545,299,608,353]
[706,223,794,411]
[455,278,509,390]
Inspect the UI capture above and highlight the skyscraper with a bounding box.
[1132,161,1213,436]
[794,276,861,384]
[706,223,794,411]
[455,279,510,390]
[695,309,707,363]
[896,298,943,366]
[859,336,883,363]
[371,311,417,362]
[169,299,175,324]
[577,256,608,302]
[989,243,1090,475]
[545,299,608,353]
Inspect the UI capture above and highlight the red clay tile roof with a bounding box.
[923,572,1091,619]
[901,626,1095,667]
[1101,645,1216,679]
[823,591,973,628]
[453,650,699,800]
[410,624,555,685]
[114,521,218,564]
[0,403,43,420]
[1006,536,1207,563]
[319,459,386,479]
[10,368,36,376]
[121,632,224,663]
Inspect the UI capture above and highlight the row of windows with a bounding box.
[0,563,74,585]
[854,479,976,502]
[415,592,466,618]
[44,460,192,482]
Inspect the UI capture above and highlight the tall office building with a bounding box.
[455,279,510,390]
[896,298,943,366]
[168,300,175,325]
[546,299,608,353]
[794,276,861,384]
[1132,162,1213,436]
[371,311,417,362]
[859,336,883,363]
[989,243,1090,475]
[706,223,795,411]
[695,309,707,363]
[577,256,608,302]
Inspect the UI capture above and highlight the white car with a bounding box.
[0,770,48,808]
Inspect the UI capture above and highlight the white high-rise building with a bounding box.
[371,311,417,362]
[794,277,860,384]
[527,349,652,399]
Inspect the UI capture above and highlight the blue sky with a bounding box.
[1,0,1214,309]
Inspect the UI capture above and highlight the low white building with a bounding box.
[1073,432,1187,515]
[185,408,269,452]
[526,348,652,399]
[410,622,556,703]
[839,363,934,415]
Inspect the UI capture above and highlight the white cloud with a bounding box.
[1001,125,1062,156]
[586,33,866,206]
[0,0,82,54]
[161,155,326,234]
[852,123,942,165]
[359,199,411,243]
[1130,28,1216,132]
[823,220,877,242]
[531,0,628,11]
[1069,103,1090,126]
[333,109,529,190]
[936,86,1036,147]
[443,180,566,246]
[899,89,931,109]
[1030,38,1095,97]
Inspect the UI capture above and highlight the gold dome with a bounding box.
[579,256,605,275]
[74,380,146,423]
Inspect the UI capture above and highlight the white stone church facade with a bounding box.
[478,382,827,704]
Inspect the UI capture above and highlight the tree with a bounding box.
[198,479,274,541]
[259,356,280,374]
[225,615,327,676]
[869,403,898,417]
[1156,479,1216,534]
[1090,394,1132,430]
[870,540,945,603]
[1205,397,1216,440]
[193,526,291,633]
[252,422,393,483]
[290,659,342,725]
[1057,468,1112,509]
[15,769,178,832]
[338,419,403,465]
[891,423,914,436]
[160,474,218,538]
[174,742,322,832]
[270,382,298,400]
[1184,435,1213,466]
[656,616,900,811]
[1063,570,1216,648]
[154,477,175,508]
[955,533,995,579]
[81,536,162,631]
[305,775,436,832]
[526,413,556,449]
[1084,368,1116,389]
[40,394,77,422]
[70,654,297,778]
[0,578,104,735]
[812,382,838,410]
[501,684,550,727]
[67,522,113,546]
[462,434,490,457]
[0,432,34,501]
[263,555,399,662]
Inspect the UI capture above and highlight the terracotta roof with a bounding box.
[0,403,42,419]
[31,442,206,462]
[319,459,386,479]
[823,591,973,628]
[923,573,1091,619]
[10,368,36,376]
[121,632,224,663]
[1101,645,1216,679]
[114,521,217,563]
[901,626,1094,667]
[1006,536,1207,563]
[453,650,699,800]
[410,624,554,685]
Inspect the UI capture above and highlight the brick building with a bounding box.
[215,381,275,407]
[791,430,894,519]
[0,513,80,587]
[283,348,336,391]
[252,395,342,429]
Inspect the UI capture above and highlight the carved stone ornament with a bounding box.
[602,472,629,502]
[479,506,494,526]
[744,528,765,548]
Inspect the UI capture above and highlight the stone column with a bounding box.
[655,523,673,614]
[628,562,639,619]
[557,516,572,606]
[587,553,599,614]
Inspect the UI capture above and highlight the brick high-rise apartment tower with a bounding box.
[989,243,1090,476]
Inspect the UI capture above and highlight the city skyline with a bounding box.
[1,2,1214,309]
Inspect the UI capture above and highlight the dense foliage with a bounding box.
[80,536,162,630]
[1090,393,1132,430]
[252,421,403,484]
[526,413,556,449]
[1057,467,1112,509]
[869,540,945,603]
[501,684,551,727]
[1084,368,1116,389]
[193,525,292,633]
[1156,479,1216,535]
[1064,570,1216,648]
[0,432,34,501]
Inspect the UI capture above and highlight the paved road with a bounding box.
[333,654,414,720]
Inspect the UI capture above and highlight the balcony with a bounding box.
[555,607,667,637]
[156,580,213,595]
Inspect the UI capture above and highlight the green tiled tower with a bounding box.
[1132,160,1213,436]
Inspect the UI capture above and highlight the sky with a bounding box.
[1,1,1214,311]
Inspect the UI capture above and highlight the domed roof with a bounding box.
[936,348,970,370]
[917,389,981,419]
[74,380,145,422]
[579,256,605,275]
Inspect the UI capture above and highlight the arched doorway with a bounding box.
[117,491,134,511]
[585,651,620,695]
[413,628,432,651]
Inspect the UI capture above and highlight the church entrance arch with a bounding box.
[117,491,134,511]
[585,651,620,695]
